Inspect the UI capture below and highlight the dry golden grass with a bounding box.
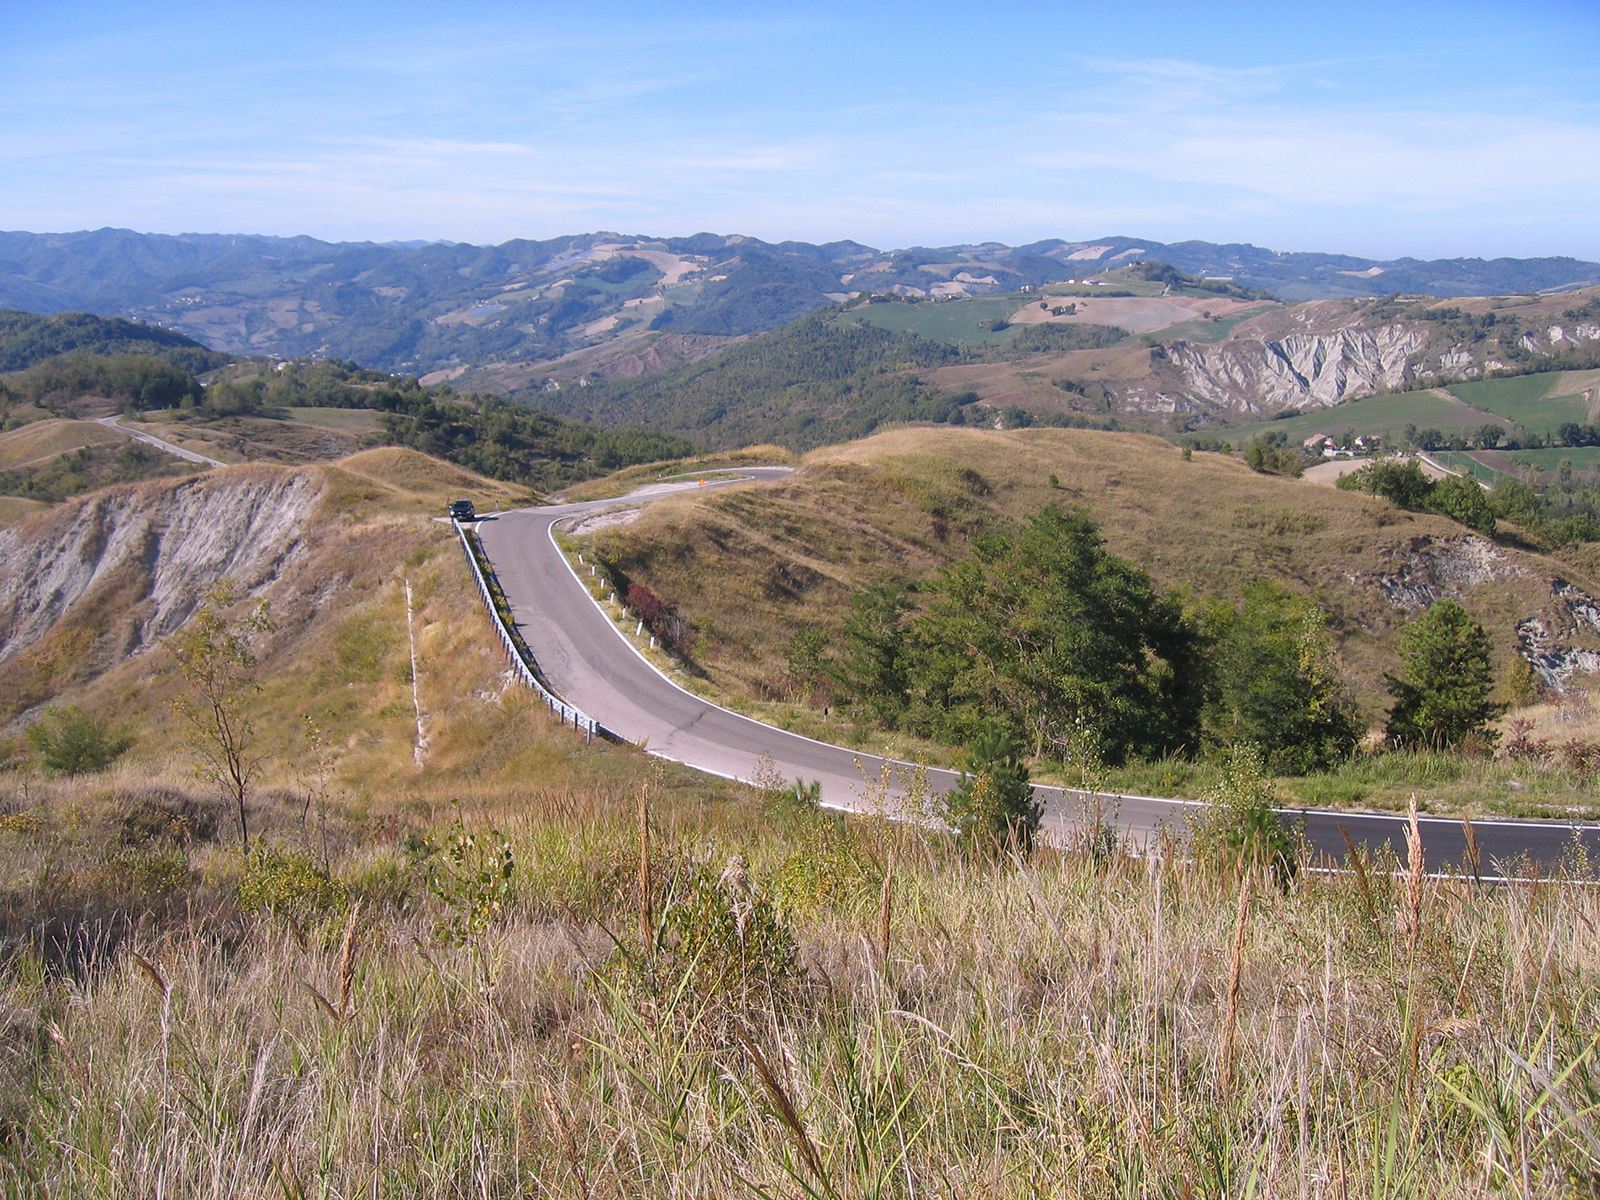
[284,406,385,434]
[118,416,247,462]
[335,446,535,509]
[2,754,1599,1196]
[929,342,1155,413]
[121,412,380,466]
[0,495,47,528]
[0,417,124,470]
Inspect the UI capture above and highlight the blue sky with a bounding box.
[4,1,1599,259]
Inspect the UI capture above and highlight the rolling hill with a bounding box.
[512,278,1600,447]
[578,426,1600,728]
[4,227,1597,384]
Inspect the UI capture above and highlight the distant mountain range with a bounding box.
[2,227,1597,379]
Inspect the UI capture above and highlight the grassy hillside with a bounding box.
[525,312,979,449]
[0,308,229,374]
[0,448,540,763]
[0,418,125,468]
[578,427,1600,801]
[0,495,46,528]
[834,296,1030,346]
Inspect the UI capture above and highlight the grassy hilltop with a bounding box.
[583,427,1568,712]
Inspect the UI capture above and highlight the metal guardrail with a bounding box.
[454,520,614,743]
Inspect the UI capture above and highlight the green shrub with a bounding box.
[943,724,1041,853]
[773,819,876,914]
[92,845,190,902]
[654,858,800,1006]
[1190,744,1299,885]
[416,817,515,944]
[238,848,347,920]
[26,707,131,776]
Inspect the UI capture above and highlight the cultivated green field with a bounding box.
[1041,280,1164,297]
[833,297,1025,345]
[1425,449,1505,484]
[1445,375,1588,435]
[1488,445,1600,472]
[1226,388,1500,442]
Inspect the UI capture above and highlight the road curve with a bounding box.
[477,470,1600,877]
[99,415,228,468]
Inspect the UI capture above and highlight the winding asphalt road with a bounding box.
[98,415,228,467]
[476,469,1600,878]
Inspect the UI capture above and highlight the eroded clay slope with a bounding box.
[0,469,321,668]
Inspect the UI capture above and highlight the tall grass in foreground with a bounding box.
[1,772,1599,1197]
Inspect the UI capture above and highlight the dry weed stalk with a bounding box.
[130,951,169,1000]
[1462,813,1482,885]
[638,779,652,953]
[541,1084,591,1200]
[1403,796,1425,956]
[879,852,894,964]
[740,1030,830,1192]
[1402,795,1427,1090]
[1218,869,1252,1096]
[337,902,360,1019]
[1338,822,1377,923]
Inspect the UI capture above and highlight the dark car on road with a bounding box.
[449,499,475,521]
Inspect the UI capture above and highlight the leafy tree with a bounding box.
[1204,585,1363,773]
[168,580,275,850]
[1337,458,1436,509]
[1245,438,1304,477]
[26,706,131,776]
[909,505,1204,764]
[1490,476,1542,527]
[1427,473,1497,535]
[942,724,1040,853]
[1474,424,1507,450]
[1501,654,1540,709]
[12,353,202,410]
[1384,599,1505,750]
[0,309,221,373]
[381,390,696,492]
[1008,323,1129,353]
[529,312,975,451]
[1340,459,1500,536]
[835,584,914,725]
[783,628,830,700]
[200,377,264,417]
